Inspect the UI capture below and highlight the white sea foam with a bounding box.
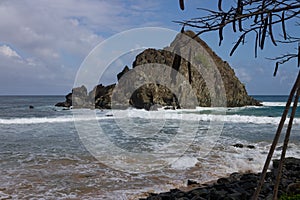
[0,191,11,199]
[262,102,290,107]
[193,114,300,125]
[179,140,300,186]
[220,142,300,173]
[170,156,199,170]
[109,109,300,125]
[0,116,104,125]
[0,116,75,124]
[1,109,299,125]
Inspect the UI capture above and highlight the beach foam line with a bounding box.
[0,116,75,124]
[106,110,300,125]
[0,116,102,125]
[0,111,299,125]
[262,102,292,107]
[195,102,293,108]
[193,114,300,125]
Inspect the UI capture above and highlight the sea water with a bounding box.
[0,95,299,199]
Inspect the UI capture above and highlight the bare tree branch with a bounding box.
[177,0,300,75]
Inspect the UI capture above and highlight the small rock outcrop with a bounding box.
[56,31,261,110]
[56,84,115,109]
[55,92,72,107]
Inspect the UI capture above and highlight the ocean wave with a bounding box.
[191,114,300,125]
[195,141,300,181]
[262,102,289,107]
[109,109,300,125]
[195,101,292,108]
[0,116,95,125]
[0,110,299,125]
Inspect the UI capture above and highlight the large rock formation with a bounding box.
[56,31,260,110]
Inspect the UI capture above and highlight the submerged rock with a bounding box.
[233,143,256,149]
[187,180,199,186]
[233,143,244,148]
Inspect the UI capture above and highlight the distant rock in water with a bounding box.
[233,143,256,149]
[55,92,72,107]
[56,31,261,110]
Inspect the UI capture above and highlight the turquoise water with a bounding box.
[0,96,299,199]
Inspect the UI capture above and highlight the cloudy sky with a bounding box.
[0,0,298,95]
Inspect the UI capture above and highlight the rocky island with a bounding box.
[56,31,261,110]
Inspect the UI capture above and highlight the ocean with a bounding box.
[0,95,299,199]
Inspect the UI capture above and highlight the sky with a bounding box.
[0,0,299,95]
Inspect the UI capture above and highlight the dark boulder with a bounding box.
[233,143,255,149]
[55,102,70,107]
[247,145,255,149]
[233,143,244,148]
[187,180,199,186]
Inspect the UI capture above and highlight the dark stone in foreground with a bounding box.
[140,157,300,200]
[187,180,199,186]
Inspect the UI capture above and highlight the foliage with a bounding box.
[177,0,300,76]
[194,53,210,67]
[279,193,300,200]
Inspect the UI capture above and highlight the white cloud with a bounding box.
[0,45,21,59]
[0,0,165,94]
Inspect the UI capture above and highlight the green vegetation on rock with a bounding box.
[194,53,210,68]
[280,194,300,200]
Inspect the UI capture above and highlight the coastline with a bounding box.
[140,157,300,200]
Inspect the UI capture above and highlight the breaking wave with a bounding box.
[0,108,299,125]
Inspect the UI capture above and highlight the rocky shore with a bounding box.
[56,31,261,110]
[141,157,300,200]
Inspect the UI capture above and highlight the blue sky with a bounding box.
[0,0,298,95]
